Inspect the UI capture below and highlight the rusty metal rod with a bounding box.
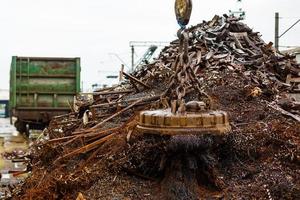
[52,119,79,125]
[91,101,121,109]
[91,98,143,130]
[78,145,103,171]
[52,112,76,119]
[91,95,160,109]
[123,71,151,89]
[82,90,134,96]
[85,130,116,143]
[54,133,117,164]
[48,127,121,143]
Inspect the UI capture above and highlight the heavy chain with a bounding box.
[163,28,212,114]
[175,28,189,102]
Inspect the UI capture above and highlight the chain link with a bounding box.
[163,27,213,113]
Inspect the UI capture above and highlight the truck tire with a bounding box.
[15,120,26,134]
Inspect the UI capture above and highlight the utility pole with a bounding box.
[275,12,279,51]
[131,45,135,71]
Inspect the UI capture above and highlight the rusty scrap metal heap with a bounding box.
[12,15,300,200]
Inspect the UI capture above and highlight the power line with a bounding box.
[108,53,130,69]
[279,19,300,38]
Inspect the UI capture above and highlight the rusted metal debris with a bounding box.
[11,15,300,200]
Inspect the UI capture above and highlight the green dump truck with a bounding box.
[9,56,81,133]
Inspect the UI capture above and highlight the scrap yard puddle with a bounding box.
[0,118,29,198]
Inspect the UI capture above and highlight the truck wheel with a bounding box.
[15,120,26,134]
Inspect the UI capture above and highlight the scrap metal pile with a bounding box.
[12,15,300,200]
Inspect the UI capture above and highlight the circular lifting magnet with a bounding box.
[175,0,193,27]
[137,109,231,136]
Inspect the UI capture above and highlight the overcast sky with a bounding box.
[0,0,299,91]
